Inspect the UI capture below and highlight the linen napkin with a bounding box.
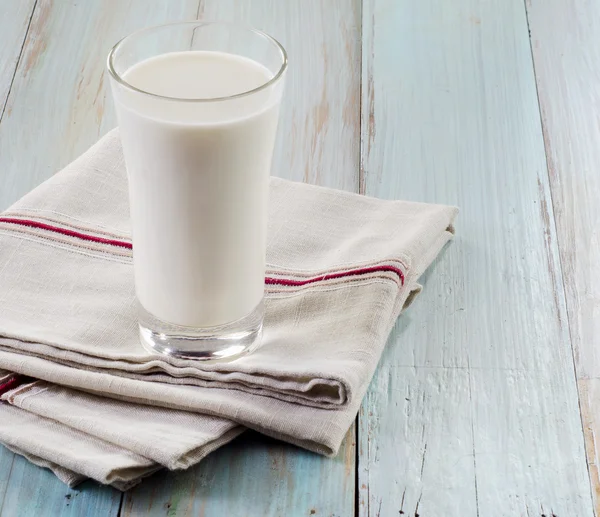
[0,129,457,486]
[0,375,243,489]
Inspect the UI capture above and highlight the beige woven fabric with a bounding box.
[0,130,457,485]
[0,379,243,486]
[1,380,243,470]
[0,403,158,490]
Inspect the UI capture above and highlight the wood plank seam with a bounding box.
[0,0,37,126]
[355,1,363,516]
[355,5,364,517]
[468,357,481,517]
[0,1,38,513]
[0,454,16,516]
[195,0,204,19]
[522,2,597,514]
[355,417,359,517]
[358,0,369,197]
[116,491,124,517]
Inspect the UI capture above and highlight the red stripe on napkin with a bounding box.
[265,264,405,286]
[0,376,23,397]
[0,217,132,250]
[0,217,404,285]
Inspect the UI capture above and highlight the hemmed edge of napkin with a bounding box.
[0,352,347,457]
[170,426,245,470]
[0,403,159,488]
[1,379,246,471]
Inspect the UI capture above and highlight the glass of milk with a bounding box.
[107,21,287,360]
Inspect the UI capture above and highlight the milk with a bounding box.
[112,51,282,327]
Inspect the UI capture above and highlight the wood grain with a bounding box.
[358,0,594,515]
[0,455,121,517]
[0,0,36,121]
[123,431,355,517]
[359,364,477,516]
[0,446,15,515]
[578,378,600,512]
[526,0,600,512]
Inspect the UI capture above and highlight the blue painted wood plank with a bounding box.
[0,446,15,514]
[527,0,600,510]
[0,452,121,517]
[358,0,593,515]
[0,0,36,118]
[123,431,355,517]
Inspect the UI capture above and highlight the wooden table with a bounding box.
[0,0,598,515]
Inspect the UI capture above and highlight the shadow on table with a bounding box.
[121,430,353,515]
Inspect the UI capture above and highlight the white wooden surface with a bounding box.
[527,0,600,511]
[358,0,594,515]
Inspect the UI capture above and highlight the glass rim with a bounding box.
[107,20,288,103]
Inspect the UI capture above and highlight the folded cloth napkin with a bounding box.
[0,375,243,489]
[0,129,457,487]
[0,371,84,487]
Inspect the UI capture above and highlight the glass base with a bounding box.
[138,300,264,361]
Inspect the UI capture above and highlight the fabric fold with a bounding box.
[0,129,457,486]
[1,380,244,470]
[0,403,158,490]
[0,380,243,489]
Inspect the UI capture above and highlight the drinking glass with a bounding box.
[107,21,287,360]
